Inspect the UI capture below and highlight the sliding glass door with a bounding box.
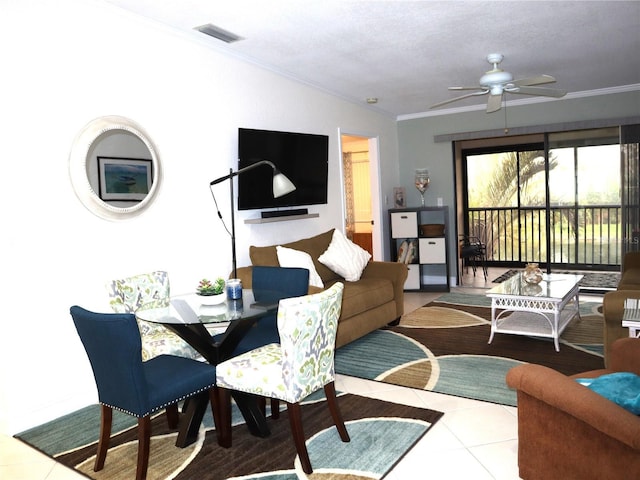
[461,127,622,271]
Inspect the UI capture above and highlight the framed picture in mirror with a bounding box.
[97,156,152,202]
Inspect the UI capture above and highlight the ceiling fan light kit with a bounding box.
[430,53,567,113]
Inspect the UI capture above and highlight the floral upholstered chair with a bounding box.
[216,282,349,474]
[108,270,202,361]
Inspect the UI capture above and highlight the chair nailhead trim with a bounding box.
[102,382,216,418]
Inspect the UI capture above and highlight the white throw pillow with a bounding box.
[318,229,371,281]
[276,245,324,288]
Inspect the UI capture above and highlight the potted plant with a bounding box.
[196,278,226,304]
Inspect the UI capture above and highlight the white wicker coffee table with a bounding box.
[486,272,583,351]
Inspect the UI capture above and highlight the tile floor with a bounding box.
[1,268,522,479]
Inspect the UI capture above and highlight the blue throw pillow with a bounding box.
[576,372,640,415]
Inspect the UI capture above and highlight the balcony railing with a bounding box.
[468,205,623,270]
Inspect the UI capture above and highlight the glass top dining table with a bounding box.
[135,289,278,447]
[136,290,277,326]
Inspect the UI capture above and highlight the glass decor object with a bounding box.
[523,262,543,284]
[414,169,430,206]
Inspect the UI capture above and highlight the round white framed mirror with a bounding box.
[69,115,162,220]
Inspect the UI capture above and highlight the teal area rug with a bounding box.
[16,391,442,479]
[335,292,605,407]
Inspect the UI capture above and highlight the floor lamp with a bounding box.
[209,160,296,279]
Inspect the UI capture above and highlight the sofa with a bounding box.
[602,251,640,366]
[506,337,640,480]
[235,229,408,348]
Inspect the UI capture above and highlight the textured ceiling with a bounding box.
[104,0,640,117]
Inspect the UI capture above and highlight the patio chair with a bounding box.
[459,234,488,282]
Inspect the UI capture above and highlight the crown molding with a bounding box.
[398,84,640,122]
[433,115,640,143]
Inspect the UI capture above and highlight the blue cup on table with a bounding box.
[226,279,242,300]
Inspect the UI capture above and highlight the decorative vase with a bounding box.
[523,263,543,284]
[414,169,430,206]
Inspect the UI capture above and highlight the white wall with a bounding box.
[0,0,399,434]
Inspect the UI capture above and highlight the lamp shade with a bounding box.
[273,172,296,198]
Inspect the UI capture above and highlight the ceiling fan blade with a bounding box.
[509,85,567,98]
[486,93,502,113]
[511,74,557,87]
[430,90,489,109]
[448,86,485,91]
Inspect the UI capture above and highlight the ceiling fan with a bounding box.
[431,53,567,113]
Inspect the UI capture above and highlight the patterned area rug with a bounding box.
[16,392,442,480]
[335,292,604,406]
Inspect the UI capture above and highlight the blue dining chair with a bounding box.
[243,266,310,341]
[70,306,220,480]
[212,266,310,355]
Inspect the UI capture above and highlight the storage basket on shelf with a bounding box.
[419,224,445,237]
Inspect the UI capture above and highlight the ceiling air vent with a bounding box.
[194,23,243,44]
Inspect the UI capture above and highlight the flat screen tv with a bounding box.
[237,128,329,211]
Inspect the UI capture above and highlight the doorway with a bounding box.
[340,133,382,259]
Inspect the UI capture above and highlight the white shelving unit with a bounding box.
[389,206,450,292]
